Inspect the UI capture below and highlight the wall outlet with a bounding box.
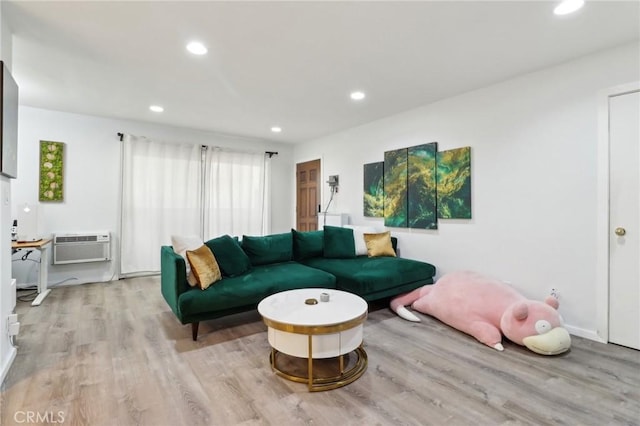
[8,321,20,336]
[550,288,559,299]
[8,314,18,324]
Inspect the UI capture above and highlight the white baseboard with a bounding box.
[0,346,17,387]
[565,324,606,343]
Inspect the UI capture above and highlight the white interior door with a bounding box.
[608,90,640,350]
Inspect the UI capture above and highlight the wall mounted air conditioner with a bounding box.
[53,232,111,265]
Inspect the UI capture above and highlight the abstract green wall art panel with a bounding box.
[437,146,471,219]
[408,142,438,229]
[39,140,64,202]
[363,161,384,217]
[384,148,408,227]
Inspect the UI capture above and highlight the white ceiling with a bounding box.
[4,1,640,144]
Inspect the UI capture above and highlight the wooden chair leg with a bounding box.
[191,322,199,341]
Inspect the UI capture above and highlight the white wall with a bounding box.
[11,107,294,287]
[0,1,17,385]
[293,41,640,339]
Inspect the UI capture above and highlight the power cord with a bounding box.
[21,250,34,261]
[16,277,79,303]
[17,277,78,291]
[12,249,37,263]
[12,249,79,300]
[323,186,337,227]
[17,289,38,303]
[11,248,115,304]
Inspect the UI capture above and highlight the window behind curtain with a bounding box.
[203,148,266,238]
[120,136,268,276]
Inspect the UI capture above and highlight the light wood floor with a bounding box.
[1,276,638,426]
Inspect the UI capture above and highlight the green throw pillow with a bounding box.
[205,235,252,277]
[292,229,324,260]
[242,233,293,266]
[323,226,356,259]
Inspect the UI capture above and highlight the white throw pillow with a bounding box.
[171,235,203,287]
[344,225,382,256]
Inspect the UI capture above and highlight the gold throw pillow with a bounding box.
[363,231,396,258]
[186,245,222,290]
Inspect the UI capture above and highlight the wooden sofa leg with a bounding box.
[191,322,199,341]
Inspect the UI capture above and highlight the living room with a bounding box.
[1,1,639,425]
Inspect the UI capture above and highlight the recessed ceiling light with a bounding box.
[350,91,366,101]
[186,41,208,55]
[149,105,164,113]
[271,126,282,133]
[554,0,584,15]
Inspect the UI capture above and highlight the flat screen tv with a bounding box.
[0,60,19,178]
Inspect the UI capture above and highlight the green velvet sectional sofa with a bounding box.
[161,226,436,340]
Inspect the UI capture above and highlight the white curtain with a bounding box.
[203,148,268,238]
[120,135,270,275]
[121,135,201,275]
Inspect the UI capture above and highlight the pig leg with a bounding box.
[467,321,504,351]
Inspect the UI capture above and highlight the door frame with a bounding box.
[595,81,640,344]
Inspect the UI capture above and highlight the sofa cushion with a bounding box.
[186,245,222,290]
[178,262,337,315]
[344,225,381,256]
[301,256,435,296]
[171,235,203,287]
[364,231,396,257]
[323,226,356,259]
[242,232,293,266]
[205,235,252,277]
[292,229,324,260]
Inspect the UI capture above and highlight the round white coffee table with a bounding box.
[257,288,368,391]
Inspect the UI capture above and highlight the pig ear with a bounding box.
[545,296,559,310]
[512,303,529,320]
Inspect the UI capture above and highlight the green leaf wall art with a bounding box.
[39,140,65,202]
[437,146,472,219]
[363,162,384,218]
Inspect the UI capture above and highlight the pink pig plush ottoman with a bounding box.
[390,271,571,355]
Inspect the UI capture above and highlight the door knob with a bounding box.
[614,227,626,236]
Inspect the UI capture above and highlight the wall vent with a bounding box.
[53,232,111,265]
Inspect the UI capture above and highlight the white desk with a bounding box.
[12,239,52,306]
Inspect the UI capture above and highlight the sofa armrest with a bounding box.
[391,236,398,254]
[161,245,190,320]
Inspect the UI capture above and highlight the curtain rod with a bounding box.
[117,132,278,157]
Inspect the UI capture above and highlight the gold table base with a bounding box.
[269,342,368,392]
